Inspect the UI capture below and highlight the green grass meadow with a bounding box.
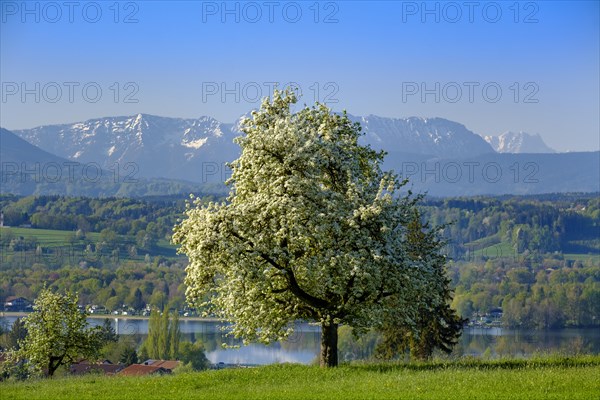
[0,226,178,259]
[469,237,598,263]
[2,357,599,400]
[0,227,101,248]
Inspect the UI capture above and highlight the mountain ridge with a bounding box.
[484,131,555,153]
[5,114,596,197]
[12,113,498,182]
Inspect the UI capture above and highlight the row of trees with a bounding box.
[422,196,599,257]
[138,308,209,371]
[0,259,187,313]
[2,253,596,331]
[0,195,189,239]
[450,258,599,328]
[1,187,598,263]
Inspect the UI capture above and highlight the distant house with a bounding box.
[118,360,180,376]
[118,364,170,376]
[89,305,108,315]
[489,307,503,318]
[70,360,124,376]
[3,296,32,312]
[143,359,180,370]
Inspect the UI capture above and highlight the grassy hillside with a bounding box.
[2,357,599,400]
[0,227,101,247]
[468,237,599,262]
[0,226,178,259]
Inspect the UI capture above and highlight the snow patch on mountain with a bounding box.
[485,131,555,153]
[182,137,208,149]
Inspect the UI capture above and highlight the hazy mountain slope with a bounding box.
[384,151,599,196]
[353,115,495,157]
[485,131,555,153]
[0,128,219,197]
[1,128,70,164]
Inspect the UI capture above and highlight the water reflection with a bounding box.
[2,316,598,364]
[206,344,317,365]
[94,318,322,365]
[456,327,600,358]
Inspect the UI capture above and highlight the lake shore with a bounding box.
[0,311,222,322]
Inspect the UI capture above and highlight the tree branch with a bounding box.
[230,230,332,310]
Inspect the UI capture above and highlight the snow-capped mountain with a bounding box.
[14,114,240,183]
[4,117,598,196]
[484,131,555,153]
[13,114,495,182]
[351,115,495,157]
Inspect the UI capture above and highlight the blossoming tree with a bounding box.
[173,90,446,367]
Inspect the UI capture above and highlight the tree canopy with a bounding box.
[10,289,106,377]
[376,211,466,361]
[174,90,454,366]
[139,307,180,361]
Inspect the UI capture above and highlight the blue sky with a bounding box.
[1,0,598,151]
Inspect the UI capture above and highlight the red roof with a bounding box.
[119,364,169,376]
[148,360,180,370]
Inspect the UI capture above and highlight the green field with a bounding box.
[2,357,599,400]
[471,241,515,259]
[563,253,600,262]
[0,226,178,259]
[0,227,101,247]
[468,237,599,263]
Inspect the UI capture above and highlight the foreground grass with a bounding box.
[2,356,599,400]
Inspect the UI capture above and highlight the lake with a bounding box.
[3,316,598,364]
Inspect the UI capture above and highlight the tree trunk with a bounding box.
[320,321,338,367]
[47,357,60,377]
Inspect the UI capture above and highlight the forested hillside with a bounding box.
[1,193,598,328]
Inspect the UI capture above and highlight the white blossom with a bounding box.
[173,90,445,357]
